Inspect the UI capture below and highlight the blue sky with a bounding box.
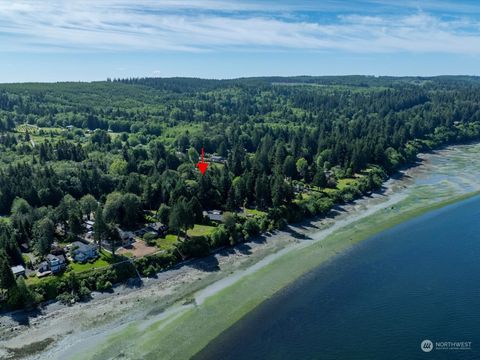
[1,0,480,82]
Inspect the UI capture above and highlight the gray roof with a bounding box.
[203,210,224,222]
[11,265,25,274]
[71,241,95,253]
[47,254,66,263]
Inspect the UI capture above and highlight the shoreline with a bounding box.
[1,143,480,359]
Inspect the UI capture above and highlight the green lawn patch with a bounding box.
[69,250,119,273]
[69,257,111,273]
[156,234,179,251]
[25,275,43,286]
[321,187,338,195]
[187,224,215,238]
[336,178,358,190]
[244,208,267,217]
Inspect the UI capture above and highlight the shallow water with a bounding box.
[195,195,480,360]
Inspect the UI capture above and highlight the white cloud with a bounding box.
[0,0,480,54]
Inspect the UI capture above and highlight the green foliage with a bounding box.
[7,277,40,309]
[169,196,195,237]
[109,158,128,176]
[0,250,15,289]
[135,252,177,277]
[243,218,260,238]
[157,204,170,224]
[104,192,143,229]
[175,236,210,258]
[33,217,54,256]
[80,194,98,219]
[1,76,480,310]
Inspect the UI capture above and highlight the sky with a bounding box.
[1,0,480,82]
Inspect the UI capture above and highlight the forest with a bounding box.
[1,75,480,309]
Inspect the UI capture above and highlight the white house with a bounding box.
[11,265,26,278]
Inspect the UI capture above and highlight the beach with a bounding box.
[1,143,480,360]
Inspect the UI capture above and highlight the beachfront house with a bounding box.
[46,254,66,274]
[71,241,98,263]
[37,261,51,277]
[118,229,135,247]
[11,265,26,278]
[147,222,168,237]
[203,210,224,222]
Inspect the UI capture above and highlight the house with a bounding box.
[85,220,94,231]
[118,229,135,246]
[71,241,98,263]
[84,220,95,240]
[210,155,226,163]
[46,254,66,274]
[37,261,51,278]
[66,125,74,130]
[146,222,169,237]
[11,265,26,278]
[203,210,224,222]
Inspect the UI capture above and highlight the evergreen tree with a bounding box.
[0,251,14,290]
[33,218,55,256]
[93,205,107,249]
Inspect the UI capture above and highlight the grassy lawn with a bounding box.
[69,250,118,273]
[156,234,179,251]
[187,224,216,238]
[210,163,225,170]
[244,208,267,217]
[69,257,110,273]
[336,178,358,190]
[321,187,340,195]
[25,275,43,286]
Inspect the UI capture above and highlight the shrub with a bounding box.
[143,232,157,246]
[210,225,228,248]
[243,218,260,238]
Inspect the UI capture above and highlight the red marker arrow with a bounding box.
[196,147,209,175]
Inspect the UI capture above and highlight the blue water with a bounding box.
[194,195,480,360]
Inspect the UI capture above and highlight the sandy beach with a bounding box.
[1,143,480,360]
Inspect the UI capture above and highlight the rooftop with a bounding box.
[11,265,25,274]
[71,241,96,253]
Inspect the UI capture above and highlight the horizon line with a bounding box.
[1,74,480,85]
